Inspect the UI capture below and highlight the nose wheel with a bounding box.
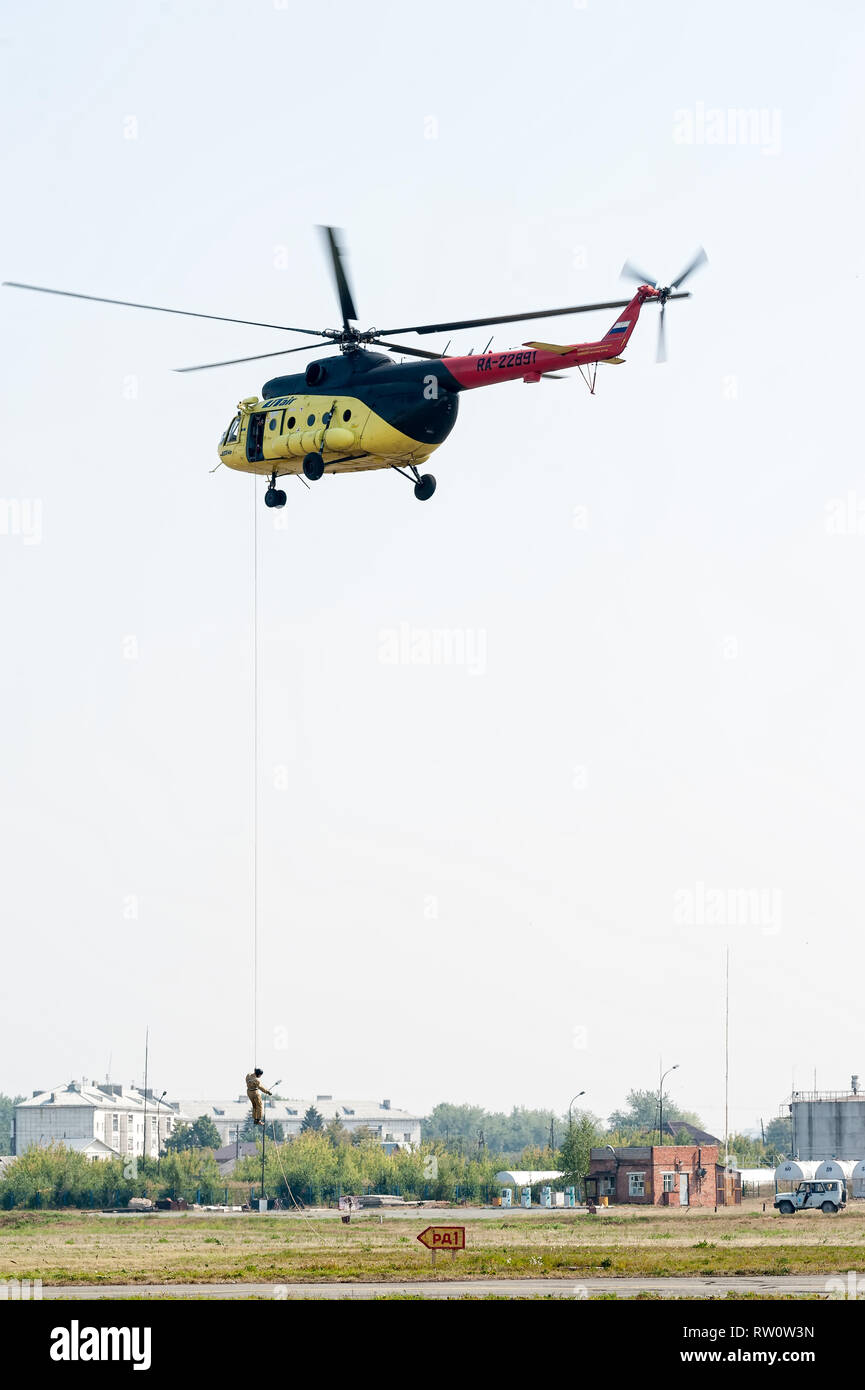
[264,473,287,508]
[302,452,325,481]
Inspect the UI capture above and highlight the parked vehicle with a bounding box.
[774,1180,846,1215]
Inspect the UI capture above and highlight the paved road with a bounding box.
[36,1276,833,1300]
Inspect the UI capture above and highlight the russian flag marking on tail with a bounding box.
[607,320,630,335]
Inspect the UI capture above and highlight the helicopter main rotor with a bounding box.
[3,229,704,373]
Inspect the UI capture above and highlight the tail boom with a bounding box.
[439,289,657,389]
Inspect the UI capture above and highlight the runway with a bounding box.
[36,1275,833,1300]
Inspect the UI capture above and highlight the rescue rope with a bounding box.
[253,478,259,1066]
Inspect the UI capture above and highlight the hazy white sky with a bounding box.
[1,0,863,1136]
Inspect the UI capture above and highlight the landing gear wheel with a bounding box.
[264,488,287,508]
[303,453,325,481]
[413,473,436,502]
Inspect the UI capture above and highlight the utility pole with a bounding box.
[142,1026,149,1170]
[724,948,730,1170]
[549,1116,555,1153]
[155,1091,166,1171]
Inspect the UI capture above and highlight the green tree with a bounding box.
[350,1125,376,1147]
[163,1123,194,1153]
[325,1115,349,1147]
[764,1115,792,1160]
[607,1089,702,1137]
[424,1103,567,1158]
[190,1116,222,1149]
[163,1115,220,1153]
[558,1112,600,1192]
[0,1094,23,1156]
[726,1131,772,1168]
[300,1105,324,1133]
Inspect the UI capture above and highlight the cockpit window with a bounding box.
[225,415,241,443]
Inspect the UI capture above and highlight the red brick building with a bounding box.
[585,1144,741,1207]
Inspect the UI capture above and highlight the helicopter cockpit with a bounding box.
[221,414,241,445]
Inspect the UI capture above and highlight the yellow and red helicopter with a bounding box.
[4,230,705,507]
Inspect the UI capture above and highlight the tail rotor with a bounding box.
[620,246,707,362]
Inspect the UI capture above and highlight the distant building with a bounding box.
[586,1144,741,1207]
[13,1082,187,1159]
[176,1095,422,1150]
[662,1120,721,1146]
[213,1141,259,1177]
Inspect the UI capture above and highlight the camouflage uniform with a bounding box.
[245,1072,271,1124]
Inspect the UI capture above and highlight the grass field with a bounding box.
[4,1202,865,1286]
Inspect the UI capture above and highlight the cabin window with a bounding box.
[268,418,277,431]
[307,414,316,426]
[225,415,241,443]
[342,408,352,422]
[323,410,332,424]
[287,416,296,429]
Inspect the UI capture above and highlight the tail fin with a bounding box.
[600,291,647,351]
[523,290,652,359]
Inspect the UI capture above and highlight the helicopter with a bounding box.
[3,231,706,507]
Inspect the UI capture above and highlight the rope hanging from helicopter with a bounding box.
[252,478,259,1071]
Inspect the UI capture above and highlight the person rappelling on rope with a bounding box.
[245,1068,271,1126]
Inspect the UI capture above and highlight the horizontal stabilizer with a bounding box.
[522,340,577,356]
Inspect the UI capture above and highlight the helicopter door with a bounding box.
[247,412,266,464]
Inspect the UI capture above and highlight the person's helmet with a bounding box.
[254,1068,263,1076]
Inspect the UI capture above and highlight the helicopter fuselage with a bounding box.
[216,294,653,481]
[218,349,460,478]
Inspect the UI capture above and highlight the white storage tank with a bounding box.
[815,1159,857,1182]
[851,1159,865,1198]
[775,1159,819,1184]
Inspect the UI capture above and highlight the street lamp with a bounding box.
[658,1065,679,1147]
[568,1091,586,1128]
[154,1091,167,1171]
[260,1080,282,1207]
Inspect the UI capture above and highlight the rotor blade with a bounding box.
[174,340,331,373]
[372,339,443,360]
[670,246,708,290]
[2,281,325,336]
[656,302,668,364]
[377,299,636,337]
[318,226,358,333]
[620,259,658,288]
